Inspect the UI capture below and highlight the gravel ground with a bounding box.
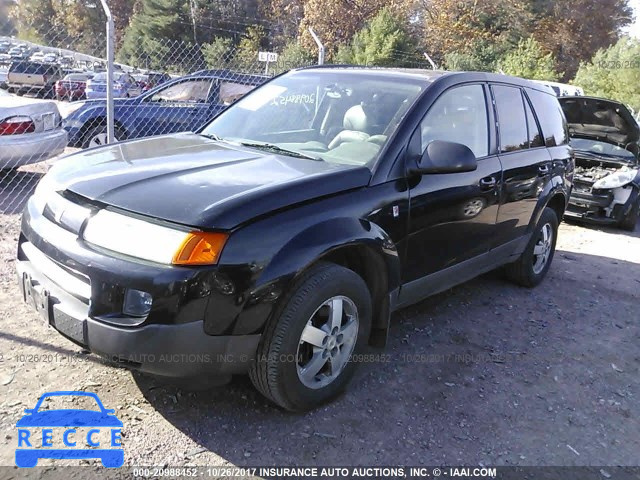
[0,159,638,469]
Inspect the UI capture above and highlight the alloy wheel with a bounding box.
[296,296,359,389]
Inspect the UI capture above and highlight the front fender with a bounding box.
[258,216,400,290]
[209,216,401,336]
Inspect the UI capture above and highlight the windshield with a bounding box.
[570,138,636,161]
[202,70,426,168]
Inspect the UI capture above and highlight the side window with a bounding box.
[492,85,528,153]
[219,81,255,106]
[150,79,213,104]
[524,96,544,148]
[419,84,489,158]
[527,89,569,147]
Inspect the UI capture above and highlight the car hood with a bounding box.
[49,133,371,229]
[559,97,640,153]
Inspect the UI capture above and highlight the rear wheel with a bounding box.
[505,207,558,287]
[82,124,124,149]
[249,263,371,411]
[620,200,639,232]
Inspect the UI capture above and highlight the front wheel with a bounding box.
[505,207,558,287]
[82,124,124,149]
[249,263,372,411]
[619,200,639,232]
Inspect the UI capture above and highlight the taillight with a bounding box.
[0,116,36,135]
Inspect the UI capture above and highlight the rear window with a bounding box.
[526,89,569,147]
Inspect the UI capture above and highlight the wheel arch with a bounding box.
[234,217,401,347]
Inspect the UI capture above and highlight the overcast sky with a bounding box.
[628,0,640,37]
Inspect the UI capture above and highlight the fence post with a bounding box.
[99,0,115,144]
[308,28,325,66]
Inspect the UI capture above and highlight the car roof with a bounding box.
[294,65,555,94]
[188,68,268,84]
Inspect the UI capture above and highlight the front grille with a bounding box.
[20,242,91,301]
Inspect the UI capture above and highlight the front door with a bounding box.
[402,83,501,288]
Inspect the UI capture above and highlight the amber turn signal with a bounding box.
[172,232,228,266]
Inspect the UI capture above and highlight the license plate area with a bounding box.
[22,273,53,325]
[42,113,55,131]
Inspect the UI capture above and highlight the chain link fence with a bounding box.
[0,14,436,291]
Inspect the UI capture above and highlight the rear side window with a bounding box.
[526,89,569,146]
[492,85,528,153]
[9,62,27,73]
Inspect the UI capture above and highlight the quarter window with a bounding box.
[524,96,544,148]
[526,89,569,146]
[493,85,528,153]
[419,84,489,158]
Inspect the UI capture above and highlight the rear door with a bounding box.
[491,84,553,246]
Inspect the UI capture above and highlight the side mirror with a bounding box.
[411,140,478,175]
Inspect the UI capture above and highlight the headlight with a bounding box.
[593,169,638,190]
[83,209,228,266]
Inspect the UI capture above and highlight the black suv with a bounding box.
[18,68,572,411]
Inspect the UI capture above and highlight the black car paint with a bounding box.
[18,69,572,377]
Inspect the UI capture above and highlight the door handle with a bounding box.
[538,164,551,175]
[479,177,497,189]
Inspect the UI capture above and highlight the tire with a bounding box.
[505,207,559,288]
[249,262,372,411]
[619,200,639,232]
[81,124,124,149]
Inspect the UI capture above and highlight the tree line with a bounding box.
[2,0,639,111]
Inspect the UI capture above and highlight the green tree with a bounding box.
[273,41,315,73]
[201,37,234,69]
[229,25,266,73]
[0,0,17,36]
[118,0,192,69]
[335,8,416,67]
[574,37,640,114]
[499,37,560,81]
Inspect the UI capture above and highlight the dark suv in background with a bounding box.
[18,68,572,411]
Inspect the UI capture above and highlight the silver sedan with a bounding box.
[0,90,67,168]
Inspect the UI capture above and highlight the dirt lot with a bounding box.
[0,159,639,469]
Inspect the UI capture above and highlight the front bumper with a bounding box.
[566,185,639,225]
[16,197,260,378]
[16,254,260,377]
[0,128,67,168]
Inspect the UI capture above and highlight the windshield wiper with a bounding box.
[200,133,225,141]
[238,141,323,161]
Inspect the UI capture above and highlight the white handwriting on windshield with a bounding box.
[271,93,316,107]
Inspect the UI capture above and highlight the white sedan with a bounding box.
[0,90,67,168]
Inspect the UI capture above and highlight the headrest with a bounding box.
[343,104,369,132]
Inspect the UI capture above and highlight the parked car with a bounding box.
[85,71,142,100]
[55,72,92,101]
[0,89,67,169]
[8,47,27,60]
[133,72,172,92]
[533,80,584,97]
[43,53,58,63]
[560,96,640,231]
[0,66,7,89]
[64,69,265,148]
[7,61,63,98]
[29,51,45,63]
[0,41,11,54]
[18,68,572,411]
